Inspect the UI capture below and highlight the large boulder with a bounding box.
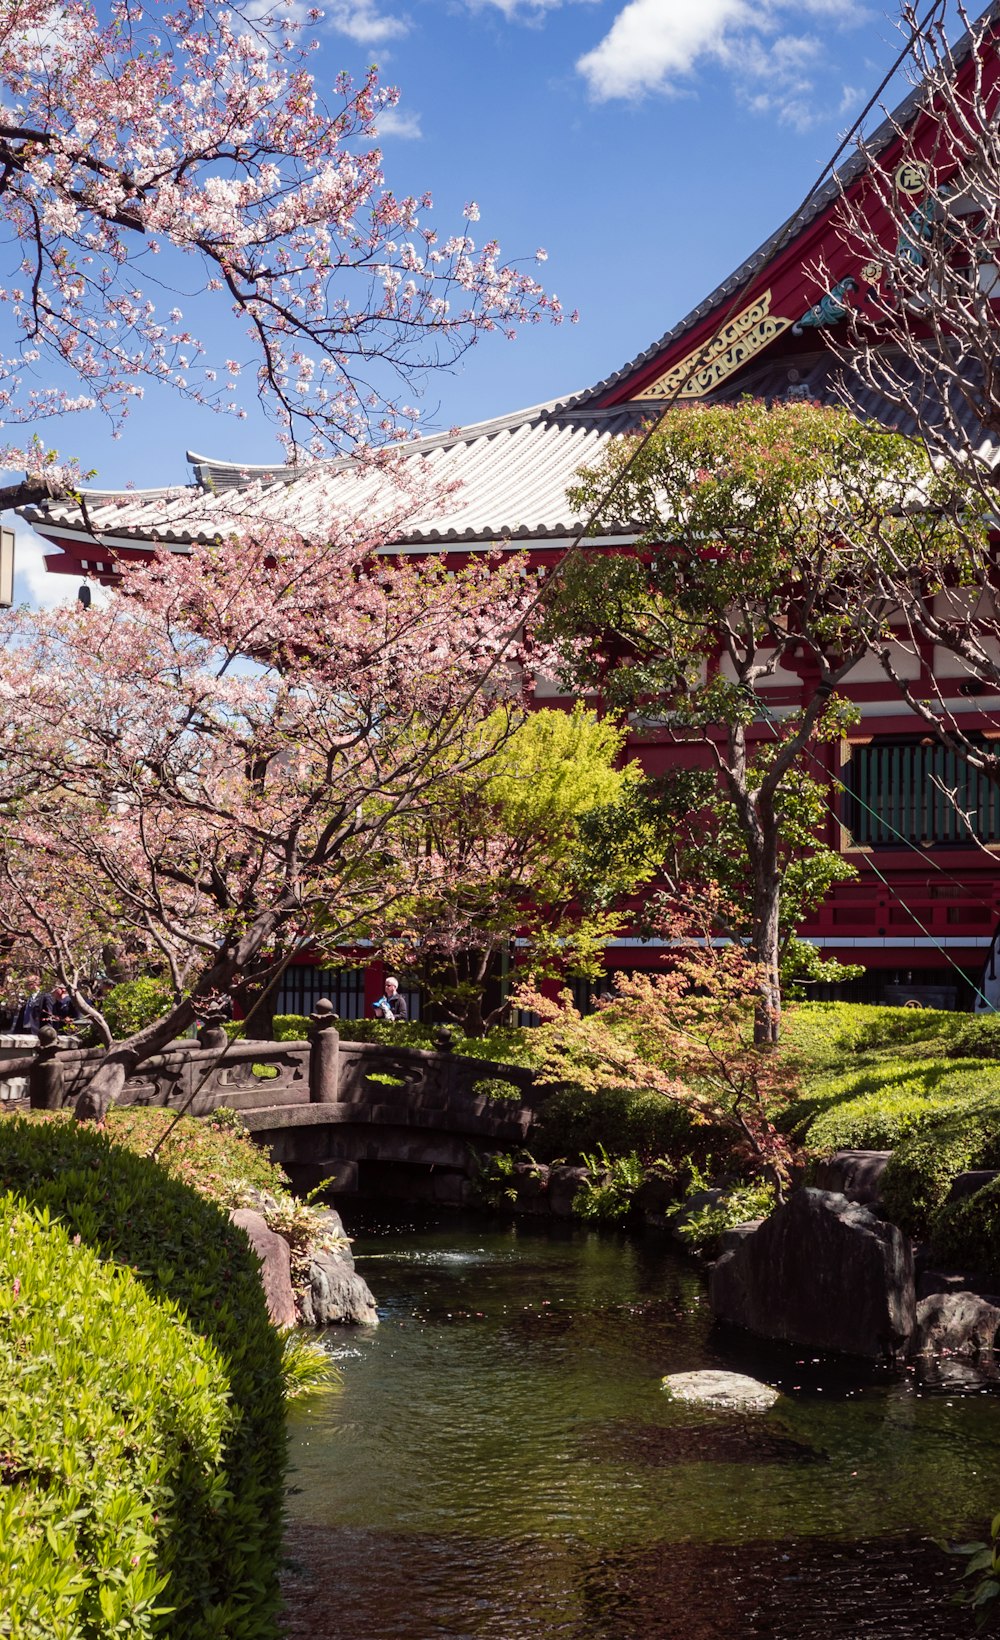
[300,1252,379,1327]
[230,1207,297,1328]
[709,1188,915,1359]
[911,1291,1000,1359]
[812,1150,892,1208]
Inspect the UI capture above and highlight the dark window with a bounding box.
[276,965,366,1019]
[843,738,1000,848]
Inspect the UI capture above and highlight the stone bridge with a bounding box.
[6,1028,540,1206]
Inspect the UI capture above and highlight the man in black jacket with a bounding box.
[373,975,408,1022]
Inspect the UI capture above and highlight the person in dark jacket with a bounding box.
[12,975,54,1035]
[373,976,408,1022]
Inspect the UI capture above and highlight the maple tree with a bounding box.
[0,497,536,1118]
[0,0,561,504]
[541,398,972,1042]
[517,891,801,1195]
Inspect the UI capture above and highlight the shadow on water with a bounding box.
[282,1209,1000,1640]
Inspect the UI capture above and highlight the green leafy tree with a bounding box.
[375,705,665,1035]
[542,399,975,1042]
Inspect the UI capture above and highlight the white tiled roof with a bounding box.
[23,398,648,552]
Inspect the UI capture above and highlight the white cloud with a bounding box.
[11,526,77,610]
[375,106,423,138]
[578,0,748,100]
[574,0,868,123]
[325,1,408,45]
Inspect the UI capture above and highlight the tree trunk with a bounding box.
[74,995,198,1121]
[749,816,782,1048]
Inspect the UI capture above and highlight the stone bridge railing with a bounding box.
[3,1027,541,1204]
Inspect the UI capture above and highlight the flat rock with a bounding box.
[231,1207,297,1328]
[661,1370,779,1412]
[911,1291,1000,1359]
[709,1188,915,1359]
[718,1220,764,1254]
[300,1251,379,1327]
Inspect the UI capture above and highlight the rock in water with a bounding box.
[300,1252,379,1327]
[661,1370,779,1412]
[709,1188,915,1359]
[911,1292,1000,1359]
[230,1207,297,1328]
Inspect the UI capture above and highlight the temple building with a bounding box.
[20,3,1000,1013]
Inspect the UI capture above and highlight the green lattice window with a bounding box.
[843,737,1000,847]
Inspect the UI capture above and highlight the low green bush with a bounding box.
[881,1102,1000,1237]
[930,1173,1000,1279]
[0,1113,287,1638]
[101,1104,290,1204]
[792,1058,1000,1151]
[533,1082,725,1167]
[102,976,175,1040]
[572,1146,644,1224]
[471,1076,524,1102]
[670,1177,777,1257]
[947,1014,1000,1061]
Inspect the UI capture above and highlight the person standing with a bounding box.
[373,976,408,1022]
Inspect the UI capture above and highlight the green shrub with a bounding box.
[0,1113,287,1638]
[572,1146,644,1224]
[930,1172,1000,1279]
[881,1103,1000,1237]
[947,1015,1000,1061]
[793,1058,1000,1151]
[671,1177,777,1256]
[329,1017,439,1048]
[782,1001,963,1076]
[801,1075,957,1153]
[102,976,175,1040]
[101,1104,290,1205]
[471,1076,523,1102]
[533,1082,724,1167]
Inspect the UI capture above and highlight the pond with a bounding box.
[282,1211,1000,1639]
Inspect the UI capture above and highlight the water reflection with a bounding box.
[282,1211,999,1639]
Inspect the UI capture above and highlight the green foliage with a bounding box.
[101,976,175,1040]
[373,704,662,1027]
[534,1082,720,1167]
[798,1065,967,1153]
[947,1014,1000,1061]
[280,1331,339,1401]
[671,1176,777,1256]
[930,1172,1000,1278]
[100,1104,291,1204]
[572,1145,644,1224]
[0,1113,286,1638]
[880,1104,1000,1237]
[944,1517,1000,1631]
[781,1001,962,1077]
[779,940,865,1002]
[471,1076,523,1101]
[471,1149,529,1209]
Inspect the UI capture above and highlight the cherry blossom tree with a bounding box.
[0,0,562,505]
[0,487,536,1118]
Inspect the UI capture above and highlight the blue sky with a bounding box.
[12,0,965,600]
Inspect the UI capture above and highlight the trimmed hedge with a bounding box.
[0,1114,286,1639]
[930,1173,1000,1279]
[880,1103,1000,1238]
